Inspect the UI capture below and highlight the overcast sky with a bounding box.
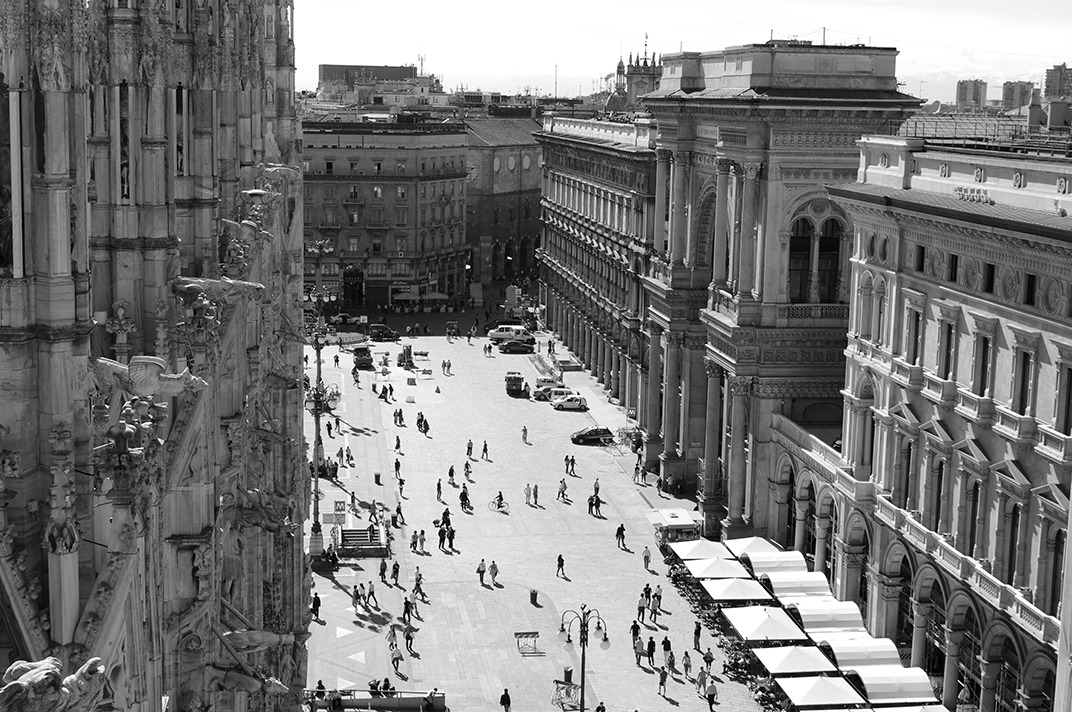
[293,0,1071,101]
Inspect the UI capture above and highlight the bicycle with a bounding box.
[488,499,511,514]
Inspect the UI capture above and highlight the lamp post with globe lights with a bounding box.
[303,286,339,559]
[558,603,610,712]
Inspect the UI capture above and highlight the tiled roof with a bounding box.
[828,182,1072,241]
[465,118,542,147]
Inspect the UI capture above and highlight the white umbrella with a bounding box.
[684,557,750,579]
[700,578,773,602]
[723,536,783,557]
[722,606,810,643]
[753,646,839,676]
[741,550,809,575]
[760,571,834,598]
[776,676,868,708]
[669,539,735,560]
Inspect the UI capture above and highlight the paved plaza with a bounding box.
[304,326,763,712]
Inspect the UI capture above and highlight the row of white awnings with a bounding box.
[668,536,940,708]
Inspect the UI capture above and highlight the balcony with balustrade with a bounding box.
[992,405,1037,445]
[954,388,995,426]
[890,356,924,391]
[921,371,958,408]
[1035,424,1072,464]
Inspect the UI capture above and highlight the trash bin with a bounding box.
[374,472,381,485]
[563,666,573,684]
[530,589,538,606]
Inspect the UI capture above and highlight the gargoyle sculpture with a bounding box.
[202,665,288,695]
[89,356,207,399]
[0,656,105,712]
[222,629,296,654]
[173,275,265,303]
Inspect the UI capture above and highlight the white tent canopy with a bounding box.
[700,578,774,603]
[645,508,703,530]
[778,594,840,610]
[776,676,868,708]
[752,646,839,676]
[741,550,810,575]
[722,606,810,644]
[760,571,835,598]
[723,536,783,557]
[684,557,750,579]
[820,637,902,668]
[844,665,939,705]
[786,600,867,636]
[669,539,734,560]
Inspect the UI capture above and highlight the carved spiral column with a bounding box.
[654,149,670,255]
[737,162,762,297]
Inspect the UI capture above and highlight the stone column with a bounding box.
[591,331,601,378]
[712,159,732,285]
[645,326,664,443]
[611,348,621,400]
[586,327,595,372]
[942,629,963,710]
[794,500,808,552]
[814,515,831,574]
[910,600,931,667]
[702,360,724,536]
[979,661,999,712]
[725,377,751,525]
[808,231,822,303]
[669,151,689,265]
[737,162,762,297]
[654,150,670,255]
[661,333,682,455]
[638,365,649,430]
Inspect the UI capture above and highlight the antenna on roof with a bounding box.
[418,55,425,74]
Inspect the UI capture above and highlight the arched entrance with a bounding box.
[895,556,914,648]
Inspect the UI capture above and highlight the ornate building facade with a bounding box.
[638,40,920,538]
[768,135,1068,712]
[0,0,308,710]
[535,116,657,417]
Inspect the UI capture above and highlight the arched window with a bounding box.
[804,483,817,561]
[958,608,982,707]
[871,278,887,345]
[817,219,843,303]
[787,218,813,303]
[785,468,797,549]
[994,638,1021,712]
[923,585,947,676]
[895,557,914,646]
[1050,530,1066,617]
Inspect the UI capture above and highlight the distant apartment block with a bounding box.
[1002,80,1034,110]
[956,79,988,111]
[1044,63,1072,98]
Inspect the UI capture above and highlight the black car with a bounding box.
[498,341,535,354]
[570,427,614,445]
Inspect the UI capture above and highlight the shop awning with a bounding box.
[741,550,810,575]
[722,606,810,644]
[759,571,834,598]
[644,508,703,530]
[843,665,938,705]
[752,645,839,676]
[669,539,734,560]
[684,557,751,579]
[723,536,783,557]
[819,637,902,668]
[700,578,774,603]
[776,676,868,708]
[786,600,867,636]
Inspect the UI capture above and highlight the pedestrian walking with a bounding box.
[350,491,357,514]
[695,666,708,695]
[668,650,676,672]
[410,531,418,552]
[633,636,645,666]
[488,560,499,585]
[391,644,404,673]
[447,526,456,549]
[524,483,532,506]
[391,561,400,587]
[682,650,693,680]
[481,440,489,459]
[658,667,668,696]
[326,421,333,438]
[396,503,406,525]
[346,446,353,464]
[418,530,426,553]
[557,479,567,501]
[402,598,412,624]
[564,455,570,474]
[351,585,361,609]
[395,436,401,452]
[385,625,398,647]
[499,689,511,712]
[587,494,595,516]
[405,626,415,653]
[467,439,474,458]
[694,620,702,651]
[311,592,321,621]
[630,619,641,643]
[649,595,660,624]
[593,478,600,496]
[637,593,647,622]
[408,587,420,620]
[379,559,388,582]
[654,585,663,611]
[702,647,714,671]
[642,545,651,570]
[437,527,447,550]
[395,458,401,478]
[463,461,472,480]
[662,636,672,666]
[334,354,340,367]
[633,464,641,483]
[436,479,442,501]
[704,681,718,710]
[616,523,626,549]
[521,425,528,444]
[656,474,664,497]
[569,455,576,475]
[646,637,656,666]
[556,554,565,578]
[477,559,487,585]
[366,580,378,607]
[532,483,539,506]
[388,384,394,400]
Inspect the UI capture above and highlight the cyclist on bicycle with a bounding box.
[495,491,504,510]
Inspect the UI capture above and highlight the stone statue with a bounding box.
[173,275,265,304]
[89,356,207,399]
[222,629,295,654]
[219,519,243,602]
[0,656,105,712]
[202,666,288,695]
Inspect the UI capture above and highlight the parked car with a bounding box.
[535,376,563,389]
[535,386,578,402]
[482,319,518,334]
[487,325,536,345]
[352,344,374,370]
[504,371,527,397]
[369,324,400,342]
[551,395,588,411]
[570,426,614,445]
[498,341,535,354]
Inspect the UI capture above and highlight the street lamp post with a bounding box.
[559,604,610,712]
[303,287,339,559]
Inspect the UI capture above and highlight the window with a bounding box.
[420,206,427,225]
[932,460,946,532]
[394,208,407,226]
[915,245,926,272]
[366,262,385,277]
[323,208,336,224]
[938,321,957,379]
[1005,504,1022,585]
[421,184,426,199]
[322,263,339,276]
[348,185,359,198]
[508,207,514,221]
[947,253,959,283]
[303,185,311,201]
[1010,327,1040,416]
[396,162,405,173]
[1023,273,1037,306]
[325,161,334,175]
[983,263,996,293]
[905,308,923,365]
[302,159,310,172]
[374,161,382,174]
[450,182,455,196]
[371,208,384,225]
[493,209,500,225]
[303,210,311,226]
[348,239,360,253]
[373,186,382,200]
[1057,348,1072,434]
[421,160,426,172]
[1050,531,1066,616]
[324,185,336,199]
[973,335,993,397]
[348,210,360,225]
[372,240,382,254]
[966,481,981,557]
[396,186,407,200]
[349,161,359,173]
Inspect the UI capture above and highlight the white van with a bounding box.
[540,386,578,403]
[487,325,536,345]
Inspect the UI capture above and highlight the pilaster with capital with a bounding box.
[737,162,763,296]
[669,151,691,265]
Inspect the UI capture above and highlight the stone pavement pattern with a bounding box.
[304,330,765,712]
